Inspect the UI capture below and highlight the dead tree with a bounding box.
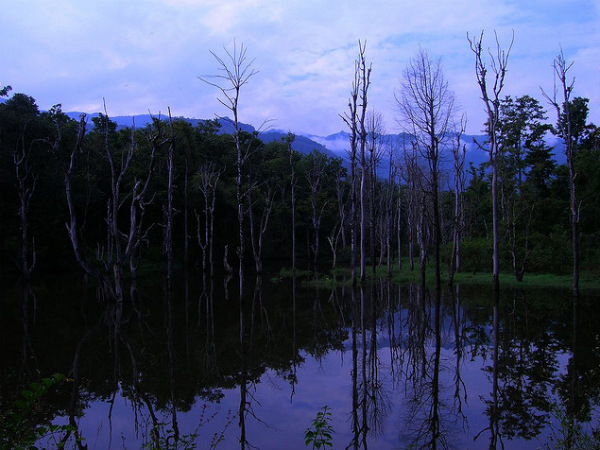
[163,110,176,285]
[448,118,467,285]
[306,151,329,272]
[285,133,298,271]
[247,180,276,274]
[13,123,37,279]
[195,161,222,277]
[200,40,259,292]
[49,106,157,301]
[327,163,348,270]
[341,40,371,285]
[357,42,372,282]
[366,110,384,275]
[396,47,455,291]
[541,50,580,296]
[468,30,514,293]
[341,62,359,286]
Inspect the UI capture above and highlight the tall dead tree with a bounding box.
[306,151,329,272]
[357,42,372,282]
[468,31,514,293]
[200,41,258,290]
[13,120,37,280]
[195,161,222,277]
[366,110,384,275]
[162,110,176,285]
[396,48,455,291]
[341,63,359,286]
[285,133,298,272]
[328,163,348,270]
[541,50,580,296]
[448,118,467,285]
[341,40,371,285]
[49,107,157,301]
[247,178,277,274]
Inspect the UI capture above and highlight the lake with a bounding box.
[1,272,599,450]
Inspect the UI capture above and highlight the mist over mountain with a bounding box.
[65,112,564,175]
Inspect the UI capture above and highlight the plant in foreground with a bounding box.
[304,406,334,449]
[0,373,78,450]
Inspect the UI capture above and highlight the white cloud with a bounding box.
[2,0,599,135]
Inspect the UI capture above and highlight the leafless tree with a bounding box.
[541,50,580,296]
[247,179,277,274]
[396,48,455,290]
[13,121,37,279]
[306,151,329,272]
[195,161,222,276]
[468,31,514,292]
[49,106,157,301]
[448,117,467,285]
[341,40,371,285]
[327,163,348,270]
[367,110,384,275]
[200,40,259,289]
[162,110,176,285]
[285,133,298,271]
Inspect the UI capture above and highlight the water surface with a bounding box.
[1,274,598,449]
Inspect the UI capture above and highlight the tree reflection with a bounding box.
[3,275,600,449]
[400,285,468,450]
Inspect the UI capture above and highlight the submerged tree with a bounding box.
[341,40,371,285]
[541,51,584,296]
[396,47,456,291]
[200,40,259,286]
[468,30,514,292]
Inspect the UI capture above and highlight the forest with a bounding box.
[1,39,599,297]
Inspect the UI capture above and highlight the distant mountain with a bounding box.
[259,130,338,158]
[64,112,565,172]
[64,112,335,158]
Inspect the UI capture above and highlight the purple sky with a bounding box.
[2,0,599,136]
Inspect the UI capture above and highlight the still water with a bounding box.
[1,273,599,450]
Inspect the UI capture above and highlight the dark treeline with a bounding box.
[1,55,600,287]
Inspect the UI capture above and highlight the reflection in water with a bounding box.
[1,276,599,449]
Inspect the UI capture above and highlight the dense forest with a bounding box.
[1,41,599,294]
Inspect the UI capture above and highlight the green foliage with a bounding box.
[456,238,490,273]
[544,407,600,450]
[0,373,78,450]
[304,406,334,449]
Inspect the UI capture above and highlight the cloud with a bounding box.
[2,0,599,135]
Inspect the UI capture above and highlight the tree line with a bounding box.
[1,38,599,295]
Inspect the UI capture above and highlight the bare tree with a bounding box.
[195,161,222,276]
[468,31,514,292]
[396,48,455,290]
[162,110,176,285]
[541,50,580,296]
[341,40,371,285]
[358,42,372,282]
[367,110,385,274]
[285,133,298,272]
[13,118,37,279]
[448,118,467,285]
[341,57,360,286]
[48,106,157,301]
[200,40,259,289]
[327,163,348,270]
[306,151,330,272]
[247,179,276,274]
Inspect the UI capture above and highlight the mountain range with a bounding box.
[65,112,565,178]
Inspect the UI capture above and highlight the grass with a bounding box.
[278,258,600,292]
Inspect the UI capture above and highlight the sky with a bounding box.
[2,0,599,137]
